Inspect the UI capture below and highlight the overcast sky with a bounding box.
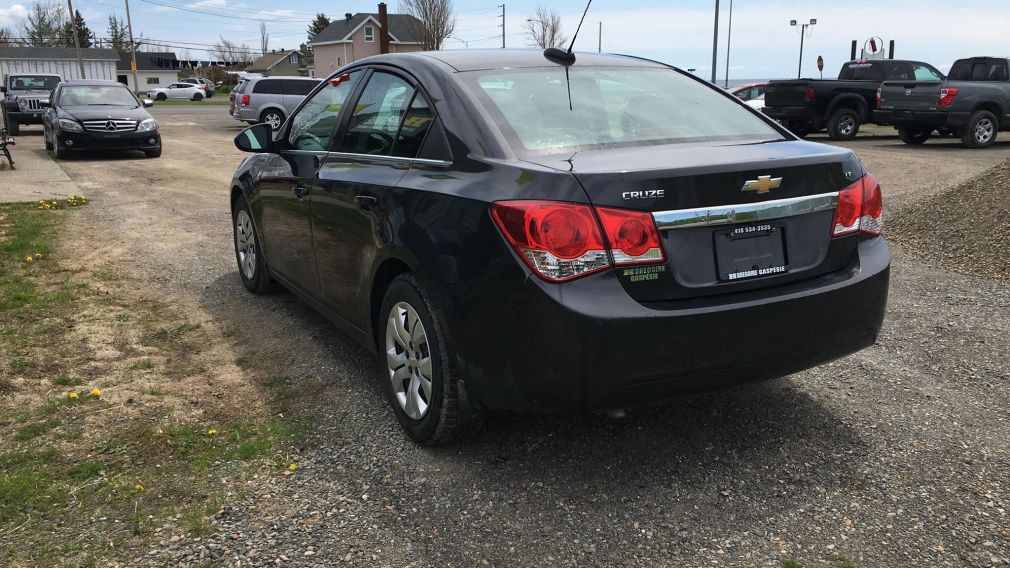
[1,0,1008,79]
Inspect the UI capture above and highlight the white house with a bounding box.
[0,47,119,81]
[117,51,182,93]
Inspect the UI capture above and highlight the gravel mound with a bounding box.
[887,159,1010,284]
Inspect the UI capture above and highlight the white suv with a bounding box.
[180,78,216,98]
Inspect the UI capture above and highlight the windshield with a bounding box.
[10,75,60,91]
[460,66,782,156]
[59,85,140,107]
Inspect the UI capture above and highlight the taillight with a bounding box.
[803,87,816,103]
[241,94,250,107]
[490,201,665,282]
[832,173,883,237]
[490,201,610,282]
[939,87,958,107]
[595,207,665,265]
[875,86,881,106]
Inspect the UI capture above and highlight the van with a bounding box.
[231,76,321,130]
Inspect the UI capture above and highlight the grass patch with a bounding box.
[9,356,30,373]
[52,375,84,386]
[13,419,58,441]
[150,98,229,106]
[129,359,154,370]
[142,323,202,345]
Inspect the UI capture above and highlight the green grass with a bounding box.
[150,97,229,106]
[129,359,154,371]
[142,323,201,345]
[52,375,84,387]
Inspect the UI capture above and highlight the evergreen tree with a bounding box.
[20,1,67,47]
[107,14,130,52]
[306,13,330,65]
[63,9,93,48]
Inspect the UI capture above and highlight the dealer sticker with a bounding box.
[726,265,787,280]
[623,264,666,282]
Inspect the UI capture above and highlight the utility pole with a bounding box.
[125,0,140,94]
[598,21,601,52]
[790,18,817,79]
[499,4,505,49]
[723,0,733,88]
[710,0,719,83]
[66,0,86,78]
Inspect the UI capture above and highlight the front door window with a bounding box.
[287,71,363,151]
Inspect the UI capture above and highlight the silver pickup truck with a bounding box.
[1,73,61,135]
[873,56,1010,148]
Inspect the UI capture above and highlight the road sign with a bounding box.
[817,56,824,72]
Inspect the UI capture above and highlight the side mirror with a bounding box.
[39,99,50,107]
[234,123,274,153]
[143,99,154,108]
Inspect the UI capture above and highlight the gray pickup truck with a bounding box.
[1,73,61,135]
[874,56,1010,148]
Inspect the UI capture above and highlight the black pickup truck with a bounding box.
[764,59,945,140]
[874,56,1010,148]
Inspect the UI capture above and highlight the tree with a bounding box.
[399,0,455,51]
[0,27,18,47]
[63,9,93,48]
[522,5,565,49]
[259,22,269,55]
[20,1,68,47]
[211,36,253,65]
[107,14,130,51]
[307,12,329,42]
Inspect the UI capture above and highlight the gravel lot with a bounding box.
[10,110,1010,567]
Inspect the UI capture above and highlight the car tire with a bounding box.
[232,195,278,294]
[144,147,162,158]
[50,136,68,160]
[44,130,53,151]
[898,127,931,145]
[156,93,167,101]
[192,93,204,101]
[379,274,465,446]
[961,110,998,149]
[826,107,860,140]
[5,114,19,136]
[785,121,812,138]
[260,109,284,131]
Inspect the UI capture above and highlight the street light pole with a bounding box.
[710,0,719,83]
[790,18,817,79]
[723,0,733,88]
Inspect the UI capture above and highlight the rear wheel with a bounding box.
[260,109,284,130]
[5,112,19,136]
[961,110,998,149]
[898,127,931,145]
[156,93,167,101]
[827,107,860,140]
[232,195,278,294]
[379,274,465,445]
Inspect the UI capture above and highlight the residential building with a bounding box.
[307,8,423,77]
[0,47,119,81]
[244,49,307,77]
[116,51,182,93]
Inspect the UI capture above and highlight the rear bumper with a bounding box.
[436,237,890,414]
[57,130,161,151]
[873,109,971,128]
[233,107,256,122]
[763,106,818,121]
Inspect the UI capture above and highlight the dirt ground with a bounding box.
[3,110,1010,567]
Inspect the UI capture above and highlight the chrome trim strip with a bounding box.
[652,191,840,230]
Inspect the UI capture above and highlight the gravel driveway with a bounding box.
[33,112,1010,567]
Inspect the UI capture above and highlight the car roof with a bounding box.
[359,49,671,73]
[59,80,129,87]
[247,75,320,81]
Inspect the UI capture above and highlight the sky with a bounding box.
[1,0,1008,79]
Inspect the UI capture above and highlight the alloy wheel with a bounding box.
[975,119,994,144]
[264,113,282,130]
[838,116,856,136]
[235,209,257,280]
[385,301,433,420]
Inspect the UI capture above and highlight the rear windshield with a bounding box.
[838,62,883,81]
[233,80,247,94]
[949,59,1009,81]
[460,66,781,156]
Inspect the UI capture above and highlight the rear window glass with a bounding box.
[460,66,781,156]
[253,79,284,94]
[233,81,247,94]
[285,79,320,95]
[949,59,1009,82]
[838,62,882,81]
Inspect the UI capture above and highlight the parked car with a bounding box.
[180,77,215,97]
[228,50,890,445]
[729,82,768,111]
[874,56,1010,148]
[42,79,160,159]
[764,59,945,139]
[148,82,205,101]
[231,76,321,130]
[229,78,250,115]
[1,73,61,135]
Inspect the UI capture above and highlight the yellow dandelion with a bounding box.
[287,463,298,472]
[25,256,34,263]
[134,483,144,492]
[34,253,42,259]
[91,387,101,398]
[207,428,218,436]
[68,391,79,399]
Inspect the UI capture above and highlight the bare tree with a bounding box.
[259,22,269,55]
[399,0,455,51]
[522,5,566,49]
[211,36,254,64]
[0,27,18,46]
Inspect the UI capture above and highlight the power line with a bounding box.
[135,0,311,23]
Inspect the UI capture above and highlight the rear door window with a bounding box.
[912,64,943,81]
[391,94,435,158]
[949,59,1010,81]
[285,80,318,96]
[337,71,415,156]
[253,79,285,94]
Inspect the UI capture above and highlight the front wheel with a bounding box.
[898,127,931,145]
[961,110,998,149]
[5,114,19,136]
[144,147,162,158]
[827,108,860,140]
[156,93,167,101]
[232,195,278,294]
[379,275,465,445]
[49,135,69,159]
[192,93,203,101]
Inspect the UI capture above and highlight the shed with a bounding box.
[0,47,119,81]
[116,51,181,92]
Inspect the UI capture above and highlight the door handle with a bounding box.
[293,184,310,200]
[355,194,378,210]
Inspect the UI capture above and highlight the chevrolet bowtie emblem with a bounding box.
[741,175,782,194]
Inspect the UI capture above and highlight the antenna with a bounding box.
[544,0,592,65]
[567,0,593,54]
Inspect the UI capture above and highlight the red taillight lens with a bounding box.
[875,87,881,106]
[490,201,609,282]
[595,207,665,265]
[241,94,250,106]
[939,87,958,107]
[832,173,883,237]
[803,87,816,103]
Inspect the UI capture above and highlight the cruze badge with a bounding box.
[741,175,782,194]
[622,189,665,200]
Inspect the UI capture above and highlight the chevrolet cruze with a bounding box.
[228,50,890,445]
